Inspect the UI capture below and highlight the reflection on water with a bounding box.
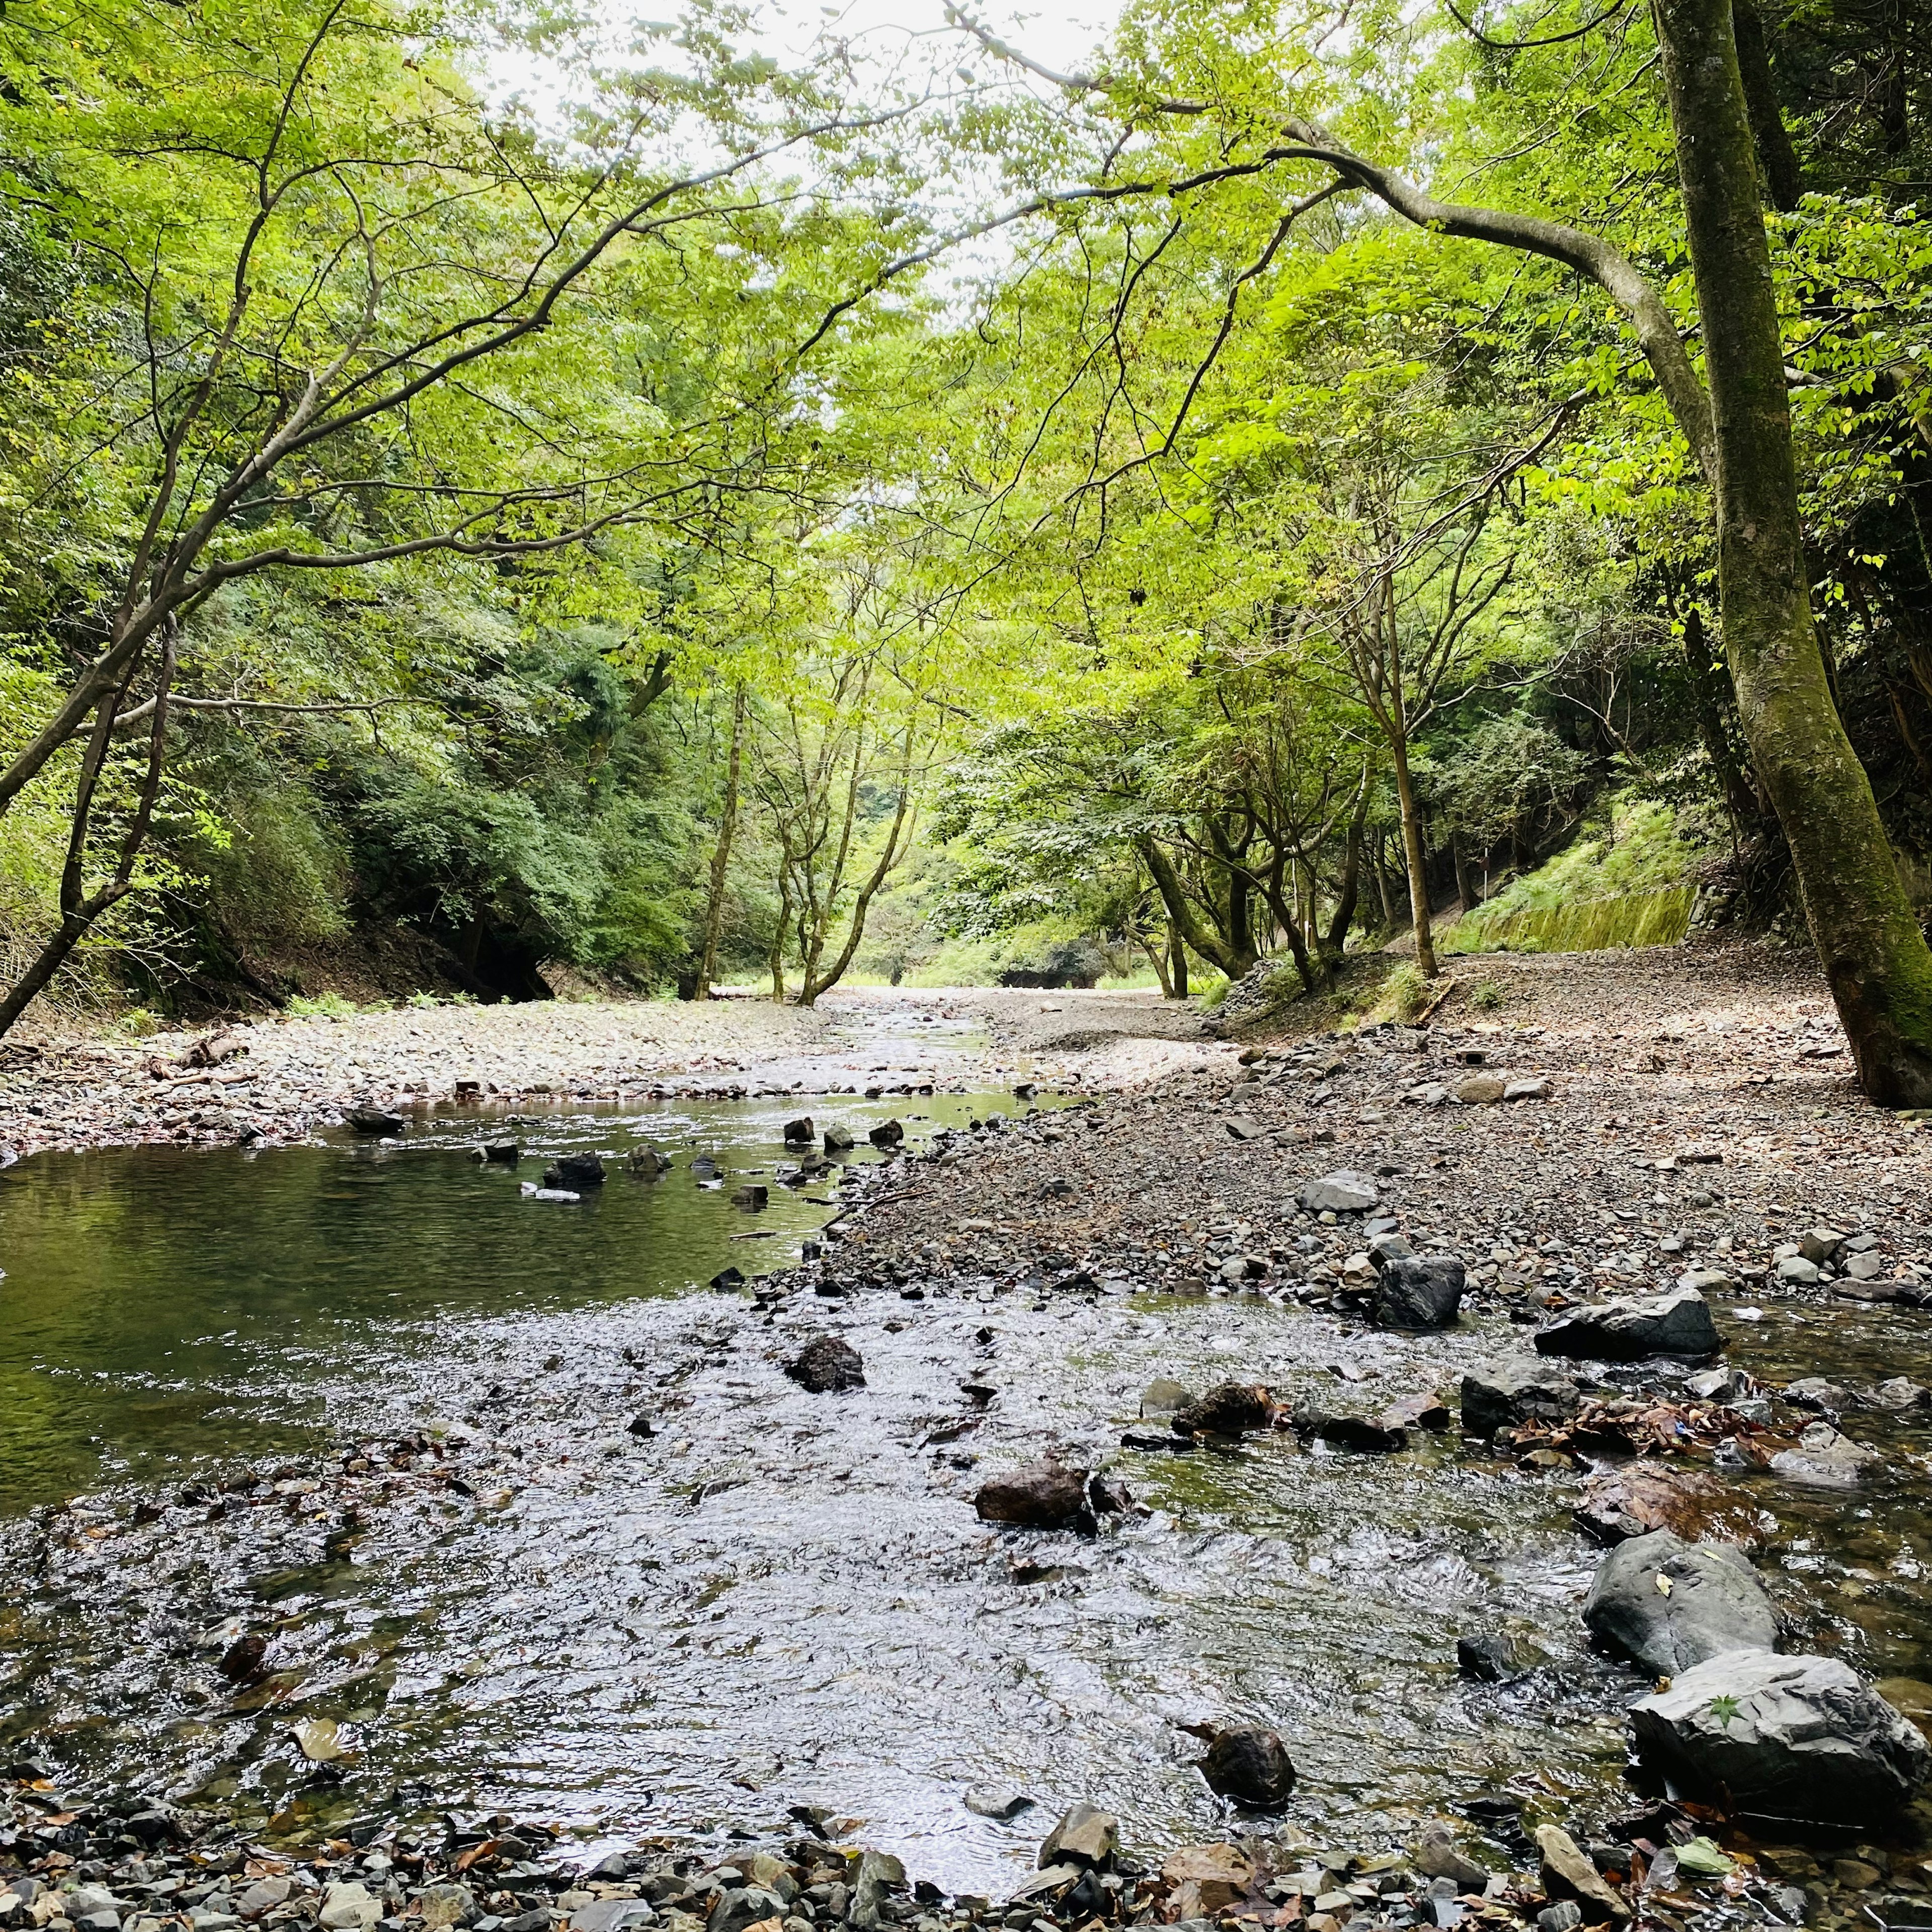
[3,1098,1931,1890]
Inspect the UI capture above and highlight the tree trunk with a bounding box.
[1389,737,1438,977]
[1169,925,1189,998]
[695,685,746,1000]
[1373,835,1395,929]
[1730,0,1802,211]
[1655,0,1932,1105]
[1450,831,1474,914]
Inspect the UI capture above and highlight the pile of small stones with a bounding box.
[1,1768,1866,1932]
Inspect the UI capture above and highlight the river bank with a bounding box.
[7,942,1932,1932]
[0,988,1210,1164]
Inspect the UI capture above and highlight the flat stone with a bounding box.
[1504,1078,1551,1101]
[1535,1286,1720,1360]
[318,1887,381,1932]
[1769,1420,1879,1487]
[1159,1845,1253,1916]
[963,1785,1033,1820]
[1630,1650,1931,1822]
[1298,1169,1380,1214]
[1535,1826,1629,1922]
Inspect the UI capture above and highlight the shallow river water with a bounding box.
[5,1048,1932,1891]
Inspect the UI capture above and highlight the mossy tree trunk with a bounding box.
[1654,0,1932,1105]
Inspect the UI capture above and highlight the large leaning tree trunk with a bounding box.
[1650,0,1932,1105]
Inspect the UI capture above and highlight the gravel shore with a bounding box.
[0,989,1210,1164]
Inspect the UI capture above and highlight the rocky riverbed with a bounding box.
[8,944,1932,1932]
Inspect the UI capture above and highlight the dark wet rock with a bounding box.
[345,1106,404,1134]
[1536,1826,1629,1922]
[785,1335,866,1393]
[1413,1824,1490,1891]
[1198,1725,1296,1808]
[783,1116,815,1144]
[625,1411,656,1437]
[475,1141,520,1164]
[1535,1286,1720,1360]
[1037,1802,1118,1869]
[709,1265,747,1291]
[1298,1169,1380,1214]
[1630,1650,1932,1822]
[1038,1176,1076,1201]
[1574,1466,1764,1548]
[1583,1530,1778,1674]
[1373,1255,1465,1329]
[545,1152,606,1189]
[1369,1232,1416,1266]
[1086,1472,1132,1514]
[869,1119,905,1148]
[1461,1360,1580,1437]
[1309,1412,1408,1453]
[1175,1382,1271,1437]
[692,1154,720,1180]
[731,1184,769,1209]
[628,1146,669,1175]
[976,1458,1091,1530]
[218,1634,269,1682]
[1457,1632,1543,1682]
[823,1124,855,1152]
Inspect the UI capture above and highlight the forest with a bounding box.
[2,0,1930,1098]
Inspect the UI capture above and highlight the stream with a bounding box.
[5,1026,1932,1894]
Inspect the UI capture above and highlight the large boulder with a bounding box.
[1629,1650,1931,1822]
[1583,1530,1778,1674]
[1461,1360,1580,1437]
[976,1459,1092,1531]
[1373,1255,1465,1329]
[1197,1727,1296,1808]
[1535,1286,1720,1360]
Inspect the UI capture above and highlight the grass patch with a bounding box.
[1443,794,1700,957]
